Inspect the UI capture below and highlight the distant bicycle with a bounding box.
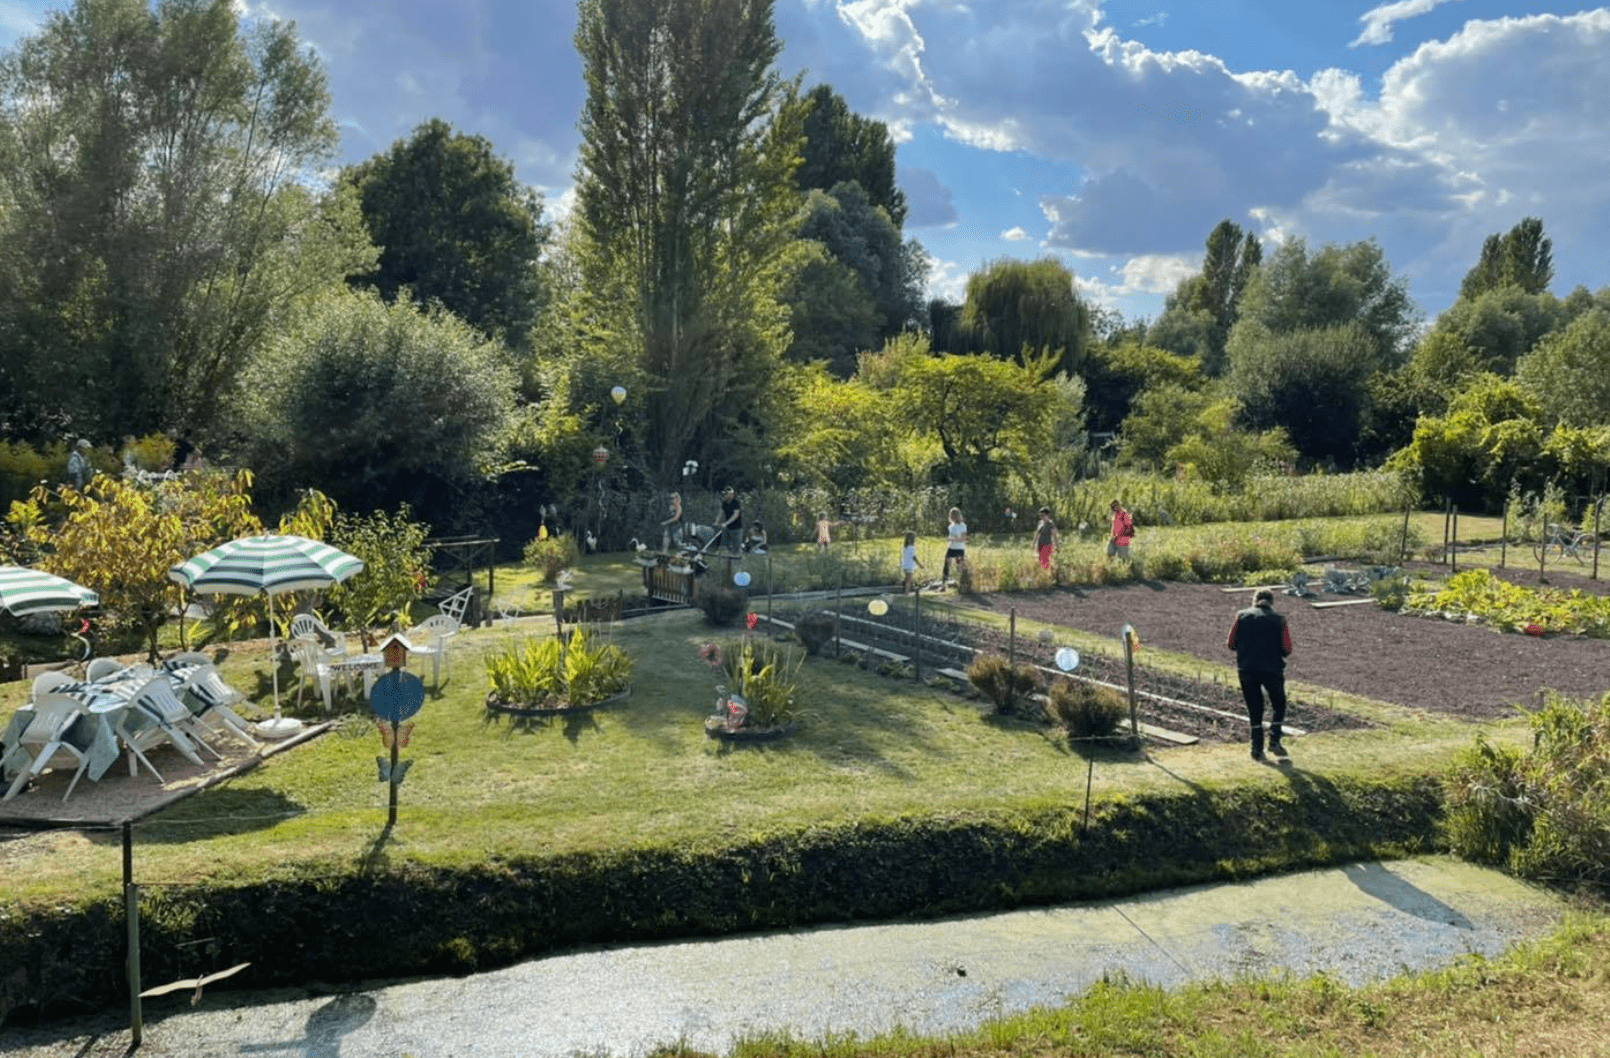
[1533,522,1594,565]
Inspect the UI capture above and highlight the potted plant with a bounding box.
[484,627,632,716]
[696,635,802,740]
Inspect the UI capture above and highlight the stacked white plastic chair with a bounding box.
[165,652,260,748]
[1,690,92,801]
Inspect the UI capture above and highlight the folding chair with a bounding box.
[403,614,461,688]
[121,676,214,781]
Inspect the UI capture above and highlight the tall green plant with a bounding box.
[485,627,631,707]
[718,638,802,726]
[326,505,434,634]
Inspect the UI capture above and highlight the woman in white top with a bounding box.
[942,507,967,590]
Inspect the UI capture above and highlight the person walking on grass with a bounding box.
[1107,499,1134,562]
[901,531,923,593]
[1033,507,1059,569]
[718,487,743,554]
[941,507,967,590]
[1227,587,1293,762]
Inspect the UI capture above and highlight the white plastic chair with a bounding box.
[170,659,259,749]
[291,640,347,712]
[30,670,76,700]
[121,676,214,781]
[2,692,92,801]
[404,614,461,687]
[290,614,350,659]
[86,657,124,682]
[437,586,475,626]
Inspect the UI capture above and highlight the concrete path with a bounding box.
[1,857,1567,1058]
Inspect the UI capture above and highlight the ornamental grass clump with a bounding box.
[698,638,803,728]
[1047,678,1127,740]
[484,627,631,708]
[967,654,1039,714]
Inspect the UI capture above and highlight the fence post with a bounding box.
[1122,624,1138,739]
[1008,609,1017,712]
[1593,494,1603,581]
[124,822,142,1046]
[1500,504,1508,569]
[1450,505,1458,573]
[912,586,922,683]
[1399,505,1412,565]
[833,570,843,657]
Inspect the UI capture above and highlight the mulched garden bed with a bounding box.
[961,575,1610,722]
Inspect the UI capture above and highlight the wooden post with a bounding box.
[1500,504,1508,569]
[1008,609,1017,712]
[767,553,774,620]
[1123,626,1138,739]
[1593,494,1603,581]
[123,822,142,1046]
[1450,505,1459,573]
[912,586,922,683]
[1082,756,1094,835]
[1443,499,1452,566]
[1399,505,1412,565]
[833,571,843,657]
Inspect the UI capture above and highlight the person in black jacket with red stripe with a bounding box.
[1227,588,1293,761]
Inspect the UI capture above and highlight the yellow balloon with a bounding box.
[868,599,889,616]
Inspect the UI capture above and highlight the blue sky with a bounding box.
[3,0,1606,324]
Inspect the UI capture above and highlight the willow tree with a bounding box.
[570,0,804,484]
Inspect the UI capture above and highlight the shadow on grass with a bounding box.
[86,787,308,846]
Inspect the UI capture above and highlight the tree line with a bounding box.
[2,0,1607,547]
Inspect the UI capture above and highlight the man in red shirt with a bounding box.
[1106,500,1134,561]
[1227,587,1293,762]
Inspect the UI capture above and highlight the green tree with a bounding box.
[570,0,803,484]
[343,118,551,347]
[1428,286,1566,376]
[1388,374,1546,508]
[0,0,374,441]
[959,257,1091,377]
[1235,237,1418,366]
[790,183,922,363]
[20,471,260,660]
[238,288,518,515]
[1083,341,1203,435]
[1460,216,1554,299]
[781,241,881,376]
[1225,321,1380,463]
[325,506,434,635]
[1118,383,1214,470]
[1165,399,1296,492]
[1516,308,1610,428]
[796,84,906,228]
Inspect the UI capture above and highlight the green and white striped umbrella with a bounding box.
[0,565,100,617]
[169,534,364,598]
[170,535,364,712]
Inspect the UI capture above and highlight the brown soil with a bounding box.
[961,574,1610,722]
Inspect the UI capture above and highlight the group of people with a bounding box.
[658,488,767,556]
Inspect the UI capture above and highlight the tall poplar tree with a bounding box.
[570,0,803,483]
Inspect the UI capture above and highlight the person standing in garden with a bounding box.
[1107,500,1134,562]
[941,507,968,590]
[66,438,93,490]
[900,531,923,593]
[1033,507,1059,569]
[1227,587,1293,762]
[718,487,743,554]
[660,492,684,552]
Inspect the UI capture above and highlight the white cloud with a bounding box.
[1075,253,1196,305]
[1132,12,1169,29]
[1001,226,1029,242]
[924,255,969,304]
[1351,0,1464,49]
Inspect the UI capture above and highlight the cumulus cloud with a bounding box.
[1351,0,1464,48]
[1001,226,1029,241]
[899,165,959,228]
[1075,254,1197,305]
[830,2,1610,311]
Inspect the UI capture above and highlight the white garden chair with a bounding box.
[290,613,350,659]
[121,676,215,782]
[167,656,259,749]
[437,586,475,626]
[2,691,92,802]
[30,670,77,700]
[291,640,349,712]
[86,657,125,682]
[403,613,460,688]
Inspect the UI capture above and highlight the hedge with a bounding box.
[0,773,1443,1025]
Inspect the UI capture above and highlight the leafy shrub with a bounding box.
[523,533,580,585]
[696,584,746,627]
[1406,568,1610,637]
[1243,567,1298,587]
[794,611,837,655]
[1047,678,1127,739]
[326,505,433,632]
[484,627,631,707]
[966,654,1039,713]
[1443,692,1610,888]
